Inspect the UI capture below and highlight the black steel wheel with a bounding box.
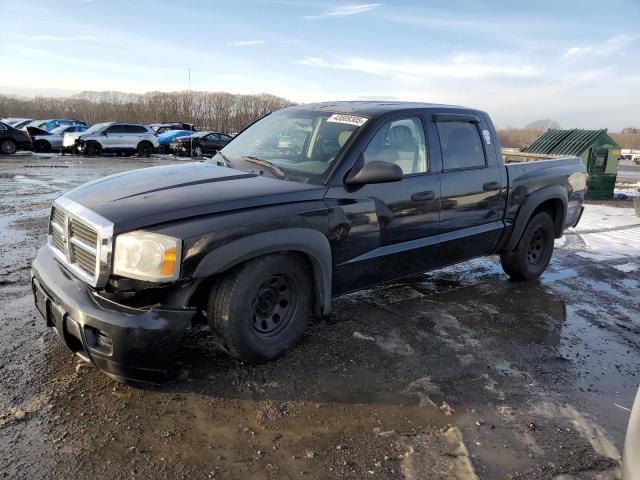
[501,211,555,281]
[251,274,297,337]
[208,253,312,362]
[526,226,548,269]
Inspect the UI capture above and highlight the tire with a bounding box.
[33,140,51,153]
[84,142,100,157]
[500,211,555,281]
[1,139,17,155]
[208,253,312,363]
[137,142,153,158]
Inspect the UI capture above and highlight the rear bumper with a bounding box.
[31,246,194,383]
[17,139,33,151]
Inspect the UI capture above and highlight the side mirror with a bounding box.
[101,131,108,136]
[345,160,403,186]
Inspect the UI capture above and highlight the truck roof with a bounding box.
[288,101,476,117]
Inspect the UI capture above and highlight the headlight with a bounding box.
[113,231,181,282]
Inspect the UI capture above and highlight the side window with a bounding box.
[363,116,428,175]
[436,121,486,170]
[106,125,124,134]
[207,133,220,142]
[134,126,148,133]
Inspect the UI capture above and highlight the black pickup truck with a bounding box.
[31,102,587,383]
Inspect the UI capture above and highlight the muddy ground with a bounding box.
[1,154,639,479]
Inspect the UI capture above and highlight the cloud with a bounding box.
[304,3,380,19]
[225,40,265,47]
[563,34,640,58]
[29,35,96,41]
[295,55,538,80]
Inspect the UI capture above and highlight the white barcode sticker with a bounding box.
[327,114,368,127]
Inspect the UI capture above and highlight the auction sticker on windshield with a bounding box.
[327,114,368,127]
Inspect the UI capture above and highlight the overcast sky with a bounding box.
[1,0,639,129]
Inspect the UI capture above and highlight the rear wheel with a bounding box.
[137,142,153,158]
[1,139,17,155]
[208,253,312,362]
[500,211,555,281]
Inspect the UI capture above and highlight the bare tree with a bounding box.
[0,90,294,133]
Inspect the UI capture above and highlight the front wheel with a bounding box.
[208,253,312,363]
[84,142,101,157]
[500,211,555,281]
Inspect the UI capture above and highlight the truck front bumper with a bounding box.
[31,246,194,383]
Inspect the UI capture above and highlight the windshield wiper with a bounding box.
[242,156,286,179]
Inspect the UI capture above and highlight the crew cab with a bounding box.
[31,102,587,383]
[73,122,159,157]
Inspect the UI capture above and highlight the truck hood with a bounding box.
[63,162,327,233]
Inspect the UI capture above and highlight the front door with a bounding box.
[328,115,441,294]
[434,114,505,264]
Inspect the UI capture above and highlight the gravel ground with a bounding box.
[1,153,639,479]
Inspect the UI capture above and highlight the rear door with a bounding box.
[434,112,505,264]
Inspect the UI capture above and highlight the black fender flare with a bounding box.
[192,228,332,315]
[504,185,567,251]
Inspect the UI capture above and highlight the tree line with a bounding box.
[0,90,294,133]
[2,92,639,149]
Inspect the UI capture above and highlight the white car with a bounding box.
[624,386,640,479]
[72,122,159,157]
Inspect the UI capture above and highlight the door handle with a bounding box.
[411,191,435,202]
[483,181,501,191]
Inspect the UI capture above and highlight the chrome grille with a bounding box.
[47,198,114,287]
[50,207,66,251]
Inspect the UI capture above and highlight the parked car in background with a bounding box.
[171,131,233,157]
[157,129,194,154]
[632,155,640,165]
[151,122,196,134]
[624,385,640,480]
[0,121,33,154]
[25,119,86,132]
[2,118,33,129]
[32,124,90,152]
[74,122,159,157]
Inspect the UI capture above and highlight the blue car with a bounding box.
[157,129,194,153]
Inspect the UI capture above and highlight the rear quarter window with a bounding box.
[436,121,486,170]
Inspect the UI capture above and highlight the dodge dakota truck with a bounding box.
[31,102,587,383]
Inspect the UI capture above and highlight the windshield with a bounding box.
[192,131,211,138]
[83,123,110,134]
[211,109,365,182]
[50,125,71,135]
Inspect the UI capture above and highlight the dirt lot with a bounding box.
[1,154,639,479]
